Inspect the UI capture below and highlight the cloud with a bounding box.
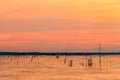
[0,17,120,33]
[0,31,120,52]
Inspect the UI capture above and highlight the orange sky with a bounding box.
[0,0,120,52]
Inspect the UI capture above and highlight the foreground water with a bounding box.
[0,55,120,80]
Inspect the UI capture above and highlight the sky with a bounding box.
[0,0,120,52]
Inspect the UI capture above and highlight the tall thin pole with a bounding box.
[99,43,102,68]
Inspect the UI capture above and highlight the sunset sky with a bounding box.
[0,0,120,52]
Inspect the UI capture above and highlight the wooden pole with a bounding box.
[99,43,102,68]
[69,59,73,67]
[69,55,73,67]
[64,54,67,64]
[31,55,34,62]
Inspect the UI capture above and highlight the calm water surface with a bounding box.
[0,55,120,80]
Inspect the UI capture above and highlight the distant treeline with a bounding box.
[0,52,120,56]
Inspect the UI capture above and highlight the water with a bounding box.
[0,55,120,80]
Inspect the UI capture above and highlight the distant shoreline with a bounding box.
[0,52,120,56]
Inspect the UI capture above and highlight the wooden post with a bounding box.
[99,43,102,68]
[86,56,88,68]
[69,55,73,67]
[31,55,34,62]
[88,56,93,67]
[17,56,19,65]
[69,59,73,67]
[64,54,67,64]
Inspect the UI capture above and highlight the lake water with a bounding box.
[0,55,120,80]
